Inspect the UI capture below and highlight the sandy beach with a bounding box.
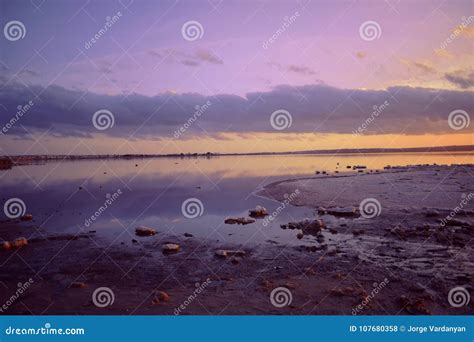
[1,164,472,315]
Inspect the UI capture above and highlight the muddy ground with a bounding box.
[0,165,473,315]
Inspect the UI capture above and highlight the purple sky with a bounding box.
[0,0,473,154]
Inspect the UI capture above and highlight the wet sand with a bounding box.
[1,165,473,315]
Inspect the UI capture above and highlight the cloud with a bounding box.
[195,49,223,65]
[401,59,438,75]
[19,69,39,77]
[147,48,223,67]
[445,70,474,89]
[0,82,472,140]
[412,61,437,74]
[181,59,200,67]
[268,62,316,75]
[459,26,474,38]
[434,49,453,59]
[287,65,316,75]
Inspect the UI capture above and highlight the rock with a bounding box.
[215,250,228,258]
[260,280,273,291]
[132,239,138,243]
[352,165,367,170]
[152,291,170,304]
[296,232,304,239]
[325,207,358,217]
[70,282,87,288]
[135,226,156,237]
[184,233,194,237]
[445,218,470,227]
[317,207,327,215]
[162,244,180,253]
[215,249,246,258]
[21,214,33,221]
[12,237,27,248]
[249,206,268,218]
[425,209,439,217]
[330,288,345,296]
[2,241,12,250]
[224,217,256,225]
[281,219,325,235]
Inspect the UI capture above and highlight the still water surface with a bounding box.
[2,152,473,246]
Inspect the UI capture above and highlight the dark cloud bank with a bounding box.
[0,82,472,139]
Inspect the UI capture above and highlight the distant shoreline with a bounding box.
[1,145,473,168]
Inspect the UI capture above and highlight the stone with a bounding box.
[248,206,268,218]
[70,282,87,289]
[281,219,325,235]
[2,241,12,250]
[224,217,256,225]
[152,291,170,304]
[135,226,156,237]
[425,209,439,217]
[325,207,358,217]
[184,233,194,237]
[162,243,180,253]
[215,249,246,258]
[21,214,33,221]
[12,237,27,248]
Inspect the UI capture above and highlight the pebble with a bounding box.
[70,282,87,289]
[135,226,156,237]
[162,244,180,253]
[152,291,170,304]
[21,214,33,221]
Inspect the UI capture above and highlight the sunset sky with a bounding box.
[0,0,473,155]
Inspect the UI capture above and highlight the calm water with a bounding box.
[2,152,473,247]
